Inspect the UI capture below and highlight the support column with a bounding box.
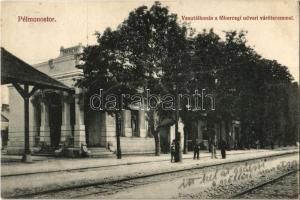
[139,110,146,137]
[40,97,50,145]
[61,92,72,143]
[122,110,132,137]
[74,88,86,148]
[29,96,38,147]
[23,85,30,161]
[197,120,206,143]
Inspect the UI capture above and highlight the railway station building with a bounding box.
[6,44,238,156]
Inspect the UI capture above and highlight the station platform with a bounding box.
[1,147,299,198]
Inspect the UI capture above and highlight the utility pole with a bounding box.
[116,112,122,159]
[174,84,182,162]
[183,125,188,154]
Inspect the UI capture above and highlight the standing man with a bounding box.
[255,140,260,150]
[220,139,226,159]
[193,142,200,160]
[170,140,176,162]
[211,134,218,159]
[270,140,274,149]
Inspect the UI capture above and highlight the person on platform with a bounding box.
[193,142,200,160]
[220,139,226,159]
[255,140,260,150]
[211,134,218,159]
[270,140,274,149]
[170,140,176,162]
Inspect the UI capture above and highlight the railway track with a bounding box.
[231,169,299,199]
[6,151,298,199]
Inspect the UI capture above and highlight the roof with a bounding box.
[1,47,72,91]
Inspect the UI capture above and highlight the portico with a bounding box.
[27,88,87,149]
[1,47,73,162]
[5,44,156,157]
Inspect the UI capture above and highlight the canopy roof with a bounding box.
[1,47,72,91]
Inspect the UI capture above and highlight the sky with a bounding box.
[1,0,299,103]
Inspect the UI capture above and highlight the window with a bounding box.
[131,110,139,137]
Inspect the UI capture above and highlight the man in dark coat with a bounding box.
[170,140,176,162]
[211,134,218,159]
[193,142,200,160]
[220,139,226,159]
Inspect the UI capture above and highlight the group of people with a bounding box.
[193,141,226,160]
[210,134,227,159]
[170,135,227,162]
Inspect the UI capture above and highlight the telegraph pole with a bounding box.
[174,84,182,162]
[116,111,122,159]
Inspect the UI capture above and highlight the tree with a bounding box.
[78,1,296,160]
[77,2,191,160]
[188,29,295,149]
[76,27,142,158]
[185,29,225,150]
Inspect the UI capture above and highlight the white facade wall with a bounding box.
[7,44,156,155]
[7,85,37,154]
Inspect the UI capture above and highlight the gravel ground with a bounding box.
[27,153,299,199]
[237,171,299,199]
[1,151,299,198]
[99,154,299,199]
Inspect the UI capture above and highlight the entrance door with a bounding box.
[49,93,62,147]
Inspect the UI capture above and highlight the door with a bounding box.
[49,93,62,147]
